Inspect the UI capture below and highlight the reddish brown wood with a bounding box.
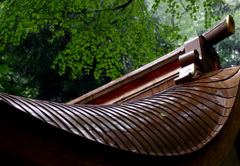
[89,60,180,104]
[0,66,240,165]
[67,53,182,105]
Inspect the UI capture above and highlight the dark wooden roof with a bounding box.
[0,15,238,165]
[0,66,239,157]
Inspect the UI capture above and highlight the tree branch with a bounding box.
[84,0,134,14]
[171,14,175,27]
[112,0,134,10]
[179,0,186,10]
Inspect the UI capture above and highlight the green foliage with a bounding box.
[0,0,222,81]
[0,0,239,101]
[0,27,110,102]
[151,0,224,28]
[0,0,157,80]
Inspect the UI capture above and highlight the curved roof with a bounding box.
[0,66,239,156]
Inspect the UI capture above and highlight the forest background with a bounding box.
[0,0,239,102]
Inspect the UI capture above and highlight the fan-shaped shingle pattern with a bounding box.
[0,66,239,156]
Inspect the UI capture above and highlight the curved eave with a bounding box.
[0,66,240,157]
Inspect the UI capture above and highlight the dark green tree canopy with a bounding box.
[0,0,223,79]
[0,0,239,102]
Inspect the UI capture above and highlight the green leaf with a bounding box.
[161,113,167,117]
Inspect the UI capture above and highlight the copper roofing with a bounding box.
[0,66,239,156]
